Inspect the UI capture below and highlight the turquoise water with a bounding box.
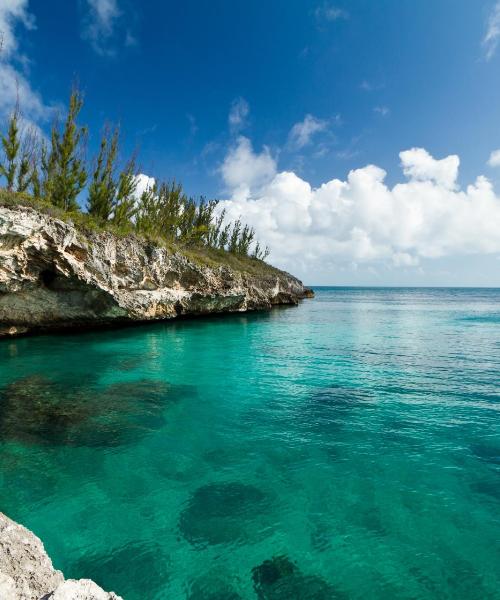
[1,287,499,599]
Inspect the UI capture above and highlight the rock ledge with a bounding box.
[0,205,312,337]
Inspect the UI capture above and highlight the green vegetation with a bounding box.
[0,89,269,262]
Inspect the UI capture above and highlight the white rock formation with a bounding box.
[0,513,122,600]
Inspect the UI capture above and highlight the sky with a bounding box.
[2,0,500,285]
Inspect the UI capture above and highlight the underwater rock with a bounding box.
[187,573,242,600]
[0,205,310,337]
[0,375,181,447]
[251,556,339,600]
[179,481,268,546]
[0,512,121,600]
[470,442,500,466]
[0,375,91,446]
[300,384,376,433]
[252,556,298,588]
[72,540,169,599]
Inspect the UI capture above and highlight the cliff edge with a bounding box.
[0,205,312,337]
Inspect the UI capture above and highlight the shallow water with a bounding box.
[1,288,499,599]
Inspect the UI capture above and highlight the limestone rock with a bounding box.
[0,512,122,600]
[43,579,121,600]
[0,512,64,600]
[0,205,312,336]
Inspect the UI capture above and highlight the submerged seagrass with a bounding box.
[0,205,310,336]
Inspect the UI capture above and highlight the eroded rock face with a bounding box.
[0,206,311,336]
[0,512,122,600]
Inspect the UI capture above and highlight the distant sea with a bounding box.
[0,287,499,599]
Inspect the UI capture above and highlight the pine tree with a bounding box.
[0,108,21,191]
[87,125,118,220]
[40,134,57,199]
[236,224,255,255]
[228,219,242,253]
[218,222,231,250]
[135,182,159,235]
[208,208,225,248]
[252,241,270,261]
[0,78,270,258]
[30,153,41,197]
[16,129,37,193]
[112,156,139,226]
[16,149,30,192]
[47,89,88,211]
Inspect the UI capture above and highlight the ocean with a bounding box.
[0,287,499,599]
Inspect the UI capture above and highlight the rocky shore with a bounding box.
[0,512,121,600]
[0,205,312,337]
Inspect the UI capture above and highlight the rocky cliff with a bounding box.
[0,512,122,600]
[0,205,311,337]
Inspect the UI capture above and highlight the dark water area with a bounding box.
[0,288,499,598]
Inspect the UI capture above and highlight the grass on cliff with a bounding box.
[0,190,284,278]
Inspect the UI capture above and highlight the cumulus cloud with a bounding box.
[217,145,500,278]
[288,114,329,150]
[400,148,459,189]
[228,97,249,133]
[488,149,500,167]
[483,1,500,60]
[0,1,54,131]
[220,136,276,200]
[81,0,134,56]
[134,173,155,199]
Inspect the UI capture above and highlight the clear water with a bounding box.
[1,288,499,599]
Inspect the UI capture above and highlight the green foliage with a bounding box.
[112,156,139,227]
[30,147,42,198]
[17,130,37,193]
[0,85,270,261]
[0,108,21,191]
[87,125,118,221]
[252,241,270,261]
[45,89,88,211]
[135,182,217,247]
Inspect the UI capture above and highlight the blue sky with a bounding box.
[3,1,500,285]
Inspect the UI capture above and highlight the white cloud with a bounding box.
[0,1,54,131]
[315,3,349,22]
[288,114,329,150]
[217,145,500,280]
[82,0,133,56]
[228,97,249,133]
[133,173,155,200]
[0,0,35,56]
[483,1,500,60]
[374,105,390,117]
[488,149,500,167]
[360,80,385,92]
[220,136,276,200]
[400,147,459,189]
